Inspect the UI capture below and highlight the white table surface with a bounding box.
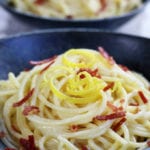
[0,2,150,39]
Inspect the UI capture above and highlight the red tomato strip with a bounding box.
[96,0,107,15]
[147,140,150,147]
[99,0,107,11]
[94,111,126,121]
[23,106,40,116]
[120,99,125,104]
[107,102,123,112]
[119,64,129,72]
[30,56,57,66]
[138,91,148,104]
[12,125,20,133]
[70,125,79,132]
[24,68,31,72]
[40,60,55,74]
[34,0,45,5]
[103,82,114,91]
[129,103,139,106]
[81,145,88,150]
[13,88,34,107]
[98,47,115,65]
[20,135,38,150]
[66,15,73,19]
[0,131,5,138]
[112,118,126,132]
[4,148,16,150]
[107,102,118,112]
[77,68,101,79]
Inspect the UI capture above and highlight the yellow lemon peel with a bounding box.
[48,71,105,104]
[40,49,113,104]
[62,49,96,68]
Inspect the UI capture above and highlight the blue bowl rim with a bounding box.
[0,28,150,41]
[0,0,149,23]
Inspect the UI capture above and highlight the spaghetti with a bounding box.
[9,0,142,19]
[0,48,150,150]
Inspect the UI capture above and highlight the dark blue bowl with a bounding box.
[0,29,150,80]
[0,0,148,29]
[0,29,150,149]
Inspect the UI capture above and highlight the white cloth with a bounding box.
[0,2,150,38]
[118,2,150,38]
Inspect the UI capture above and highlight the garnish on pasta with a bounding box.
[9,0,142,19]
[0,48,150,150]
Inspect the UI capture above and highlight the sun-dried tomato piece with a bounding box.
[112,118,126,132]
[12,125,20,133]
[40,60,55,74]
[138,91,148,104]
[147,140,150,147]
[4,148,16,150]
[96,0,107,15]
[70,125,79,132]
[107,102,123,112]
[103,82,114,91]
[30,56,57,66]
[20,135,38,150]
[13,88,34,107]
[119,64,129,72]
[24,68,31,72]
[94,111,126,121]
[0,131,5,138]
[66,15,73,19]
[77,68,101,79]
[98,47,115,65]
[81,145,89,150]
[23,106,40,116]
[129,103,139,106]
[34,0,45,5]
[120,99,125,104]
[107,101,118,112]
[99,0,107,11]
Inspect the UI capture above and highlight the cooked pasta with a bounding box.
[9,0,142,19]
[0,48,150,150]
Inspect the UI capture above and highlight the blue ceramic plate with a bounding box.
[0,0,149,29]
[0,29,150,149]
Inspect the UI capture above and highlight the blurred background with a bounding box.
[0,1,150,38]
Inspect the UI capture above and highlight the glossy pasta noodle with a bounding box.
[9,0,142,19]
[0,48,150,150]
